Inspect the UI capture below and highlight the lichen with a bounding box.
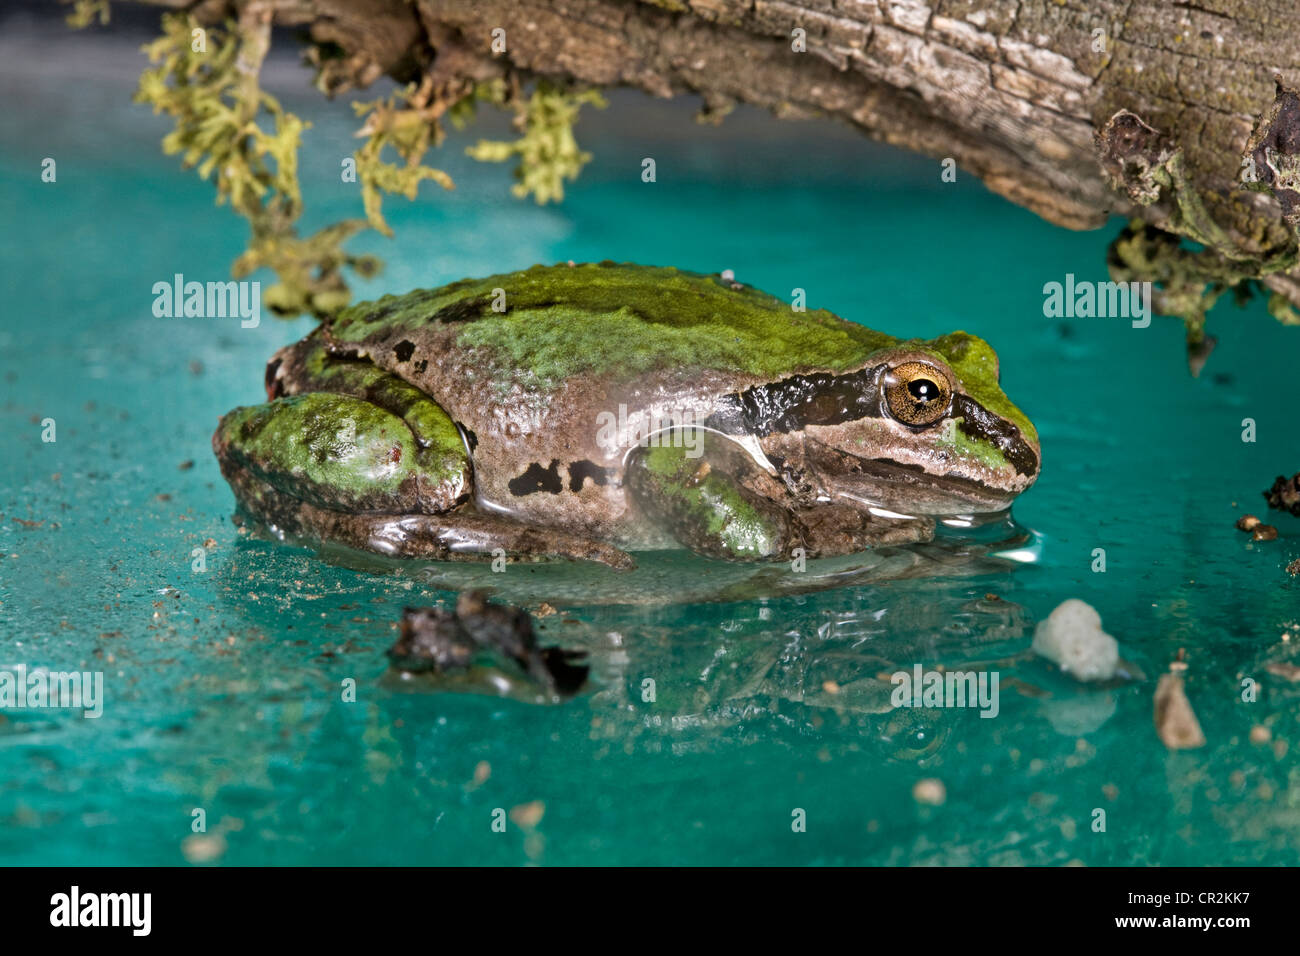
[126,13,604,320]
[1097,106,1300,365]
[465,80,607,204]
[352,82,457,238]
[64,0,109,29]
[134,12,379,319]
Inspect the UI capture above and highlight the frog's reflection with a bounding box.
[217,512,1128,764]
[385,583,1059,764]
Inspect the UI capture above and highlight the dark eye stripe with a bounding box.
[950,395,1039,476]
[707,366,885,436]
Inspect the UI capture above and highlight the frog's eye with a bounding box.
[883,361,951,427]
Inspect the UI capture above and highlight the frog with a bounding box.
[212,262,1040,572]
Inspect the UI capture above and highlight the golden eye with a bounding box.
[884,361,951,427]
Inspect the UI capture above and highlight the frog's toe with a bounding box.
[790,504,935,557]
[358,512,638,570]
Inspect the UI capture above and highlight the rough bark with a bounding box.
[130,0,1300,319]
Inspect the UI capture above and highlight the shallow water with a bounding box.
[2,12,1298,866]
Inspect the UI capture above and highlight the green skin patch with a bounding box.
[333,263,895,383]
[636,443,785,560]
[295,338,466,470]
[935,418,1010,472]
[216,393,465,513]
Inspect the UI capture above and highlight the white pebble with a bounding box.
[1032,599,1119,681]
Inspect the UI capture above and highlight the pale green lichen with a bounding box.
[465,81,607,204]
[135,12,379,318]
[1106,220,1296,349]
[352,84,457,238]
[126,13,604,320]
[64,0,109,29]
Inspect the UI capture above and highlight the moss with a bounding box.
[352,85,457,238]
[134,13,379,319]
[127,14,605,320]
[64,0,109,29]
[335,263,898,382]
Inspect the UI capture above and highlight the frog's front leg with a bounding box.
[625,431,933,562]
[625,432,797,561]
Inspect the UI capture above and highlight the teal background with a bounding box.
[2,10,1297,865]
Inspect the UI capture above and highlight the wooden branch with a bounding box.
[127,0,1300,318]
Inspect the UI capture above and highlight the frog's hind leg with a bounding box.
[214,334,634,570]
[220,463,635,569]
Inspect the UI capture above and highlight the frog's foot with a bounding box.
[625,433,796,561]
[626,432,934,562]
[788,501,935,557]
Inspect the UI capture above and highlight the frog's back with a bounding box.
[325,262,898,398]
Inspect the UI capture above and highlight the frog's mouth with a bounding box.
[817,453,1030,517]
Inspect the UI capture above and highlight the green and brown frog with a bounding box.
[213,262,1040,571]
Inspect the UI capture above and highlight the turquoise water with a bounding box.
[2,14,1298,866]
